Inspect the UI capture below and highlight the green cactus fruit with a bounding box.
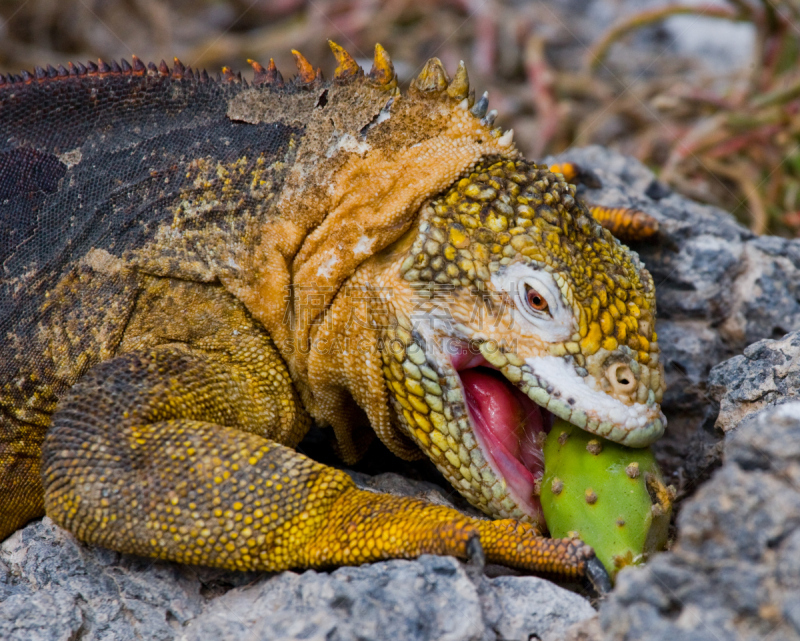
[540,419,673,581]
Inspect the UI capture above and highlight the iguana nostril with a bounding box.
[607,363,637,395]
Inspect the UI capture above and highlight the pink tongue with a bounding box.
[460,368,547,476]
[461,369,526,457]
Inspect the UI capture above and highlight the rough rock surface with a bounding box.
[710,330,800,432]
[5,147,800,640]
[179,555,595,641]
[592,402,800,641]
[550,146,800,487]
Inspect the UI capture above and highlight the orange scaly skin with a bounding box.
[0,42,664,590]
[588,205,660,242]
[548,162,660,241]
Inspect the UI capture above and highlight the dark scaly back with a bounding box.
[0,61,303,332]
[0,59,310,469]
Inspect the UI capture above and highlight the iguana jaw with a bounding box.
[519,353,665,447]
[380,323,551,525]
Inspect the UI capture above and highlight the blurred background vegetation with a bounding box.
[1,0,799,236]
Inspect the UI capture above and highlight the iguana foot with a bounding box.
[549,161,660,242]
[476,519,596,579]
[301,486,600,581]
[588,205,660,242]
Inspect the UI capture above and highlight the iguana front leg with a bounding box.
[302,487,595,579]
[41,345,599,580]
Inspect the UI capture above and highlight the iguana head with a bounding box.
[368,159,664,525]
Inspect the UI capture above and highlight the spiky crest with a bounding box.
[447,61,469,100]
[410,57,449,94]
[291,50,317,84]
[0,46,520,150]
[328,40,362,80]
[368,44,396,88]
[0,43,514,145]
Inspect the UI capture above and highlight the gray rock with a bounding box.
[594,402,800,641]
[0,518,212,641]
[480,574,597,641]
[180,555,595,641]
[710,330,800,431]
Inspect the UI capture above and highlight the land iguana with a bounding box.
[0,43,665,589]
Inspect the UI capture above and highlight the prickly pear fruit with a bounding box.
[540,419,673,581]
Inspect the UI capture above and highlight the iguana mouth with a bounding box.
[379,328,666,527]
[456,361,552,526]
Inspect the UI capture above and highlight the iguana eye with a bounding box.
[525,285,550,315]
[497,266,573,340]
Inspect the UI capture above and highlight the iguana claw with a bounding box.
[586,557,613,595]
